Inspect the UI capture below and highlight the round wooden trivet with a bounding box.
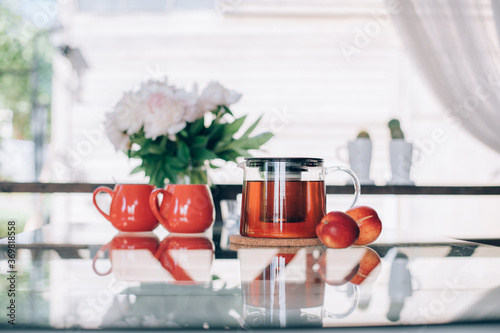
[229,234,322,248]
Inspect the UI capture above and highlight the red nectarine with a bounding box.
[346,206,382,245]
[316,211,360,249]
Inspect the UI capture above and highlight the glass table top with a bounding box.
[1,222,500,331]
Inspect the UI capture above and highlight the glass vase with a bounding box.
[176,163,209,185]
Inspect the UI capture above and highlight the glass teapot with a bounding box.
[239,158,360,238]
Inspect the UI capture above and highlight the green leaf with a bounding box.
[148,143,164,155]
[222,106,233,117]
[189,117,205,135]
[149,159,164,188]
[234,148,253,158]
[240,115,263,139]
[219,145,252,159]
[211,105,222,115]
[191,135,208,147]
[218,149,241,162]
[159,135,169,149]
[209,163,221,169]
[207,123,225,147]
[130,165,144,175]
[131,136,149,147]
[163,163,177,184]
[240,132,274,150]
[210,116,246,153]
[189,168,208,185]
[223,115,246,138]
[128,150,140,158]
[166,157,186,171]
[213,139,230,153]
[177,139,190,164]
[191,147,218,161]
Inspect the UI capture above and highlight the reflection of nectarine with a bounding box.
[318,250,360,286]
[346,206,382,245]
[350,248,382,285]
[316,211,360,249]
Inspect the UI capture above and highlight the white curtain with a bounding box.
[387,0,500,154]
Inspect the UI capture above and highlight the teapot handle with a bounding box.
[325,166,360,209]
[322,283,360,319]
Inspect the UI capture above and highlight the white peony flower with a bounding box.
[140,77,172,95]
[199,81,242,112]
[143,85,193,140]
[104,112,131,151]
[112,92,146,135]
[182,84,206,122]
[106,77,242,147]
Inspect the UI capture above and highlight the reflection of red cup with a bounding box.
[93,184,158,232]
[109,232,160,253]
[155,234,214,284]
[149,185,215,233]
[92,232,160,277]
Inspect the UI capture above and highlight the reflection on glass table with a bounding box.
[219,195,242,250]
[1,226,500,330]
[236,246,380,328]
[92,233,214,285]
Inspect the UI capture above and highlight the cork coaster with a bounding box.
[229,243,325,253]
[229,234,323,248]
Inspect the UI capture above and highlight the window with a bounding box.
[77,0,169,12]
[48,0,500,186]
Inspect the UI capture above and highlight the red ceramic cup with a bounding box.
[149,184,215,233]
[93,184,159,232]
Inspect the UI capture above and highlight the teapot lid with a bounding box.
[244,157,323,173]
[245,157,323,168]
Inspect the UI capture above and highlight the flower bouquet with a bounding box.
[104,77,273,188]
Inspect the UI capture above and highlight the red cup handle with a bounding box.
[154,239,194,283]
[93,186,114,222]
[149,188,170,228]
[92,243,112,276]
